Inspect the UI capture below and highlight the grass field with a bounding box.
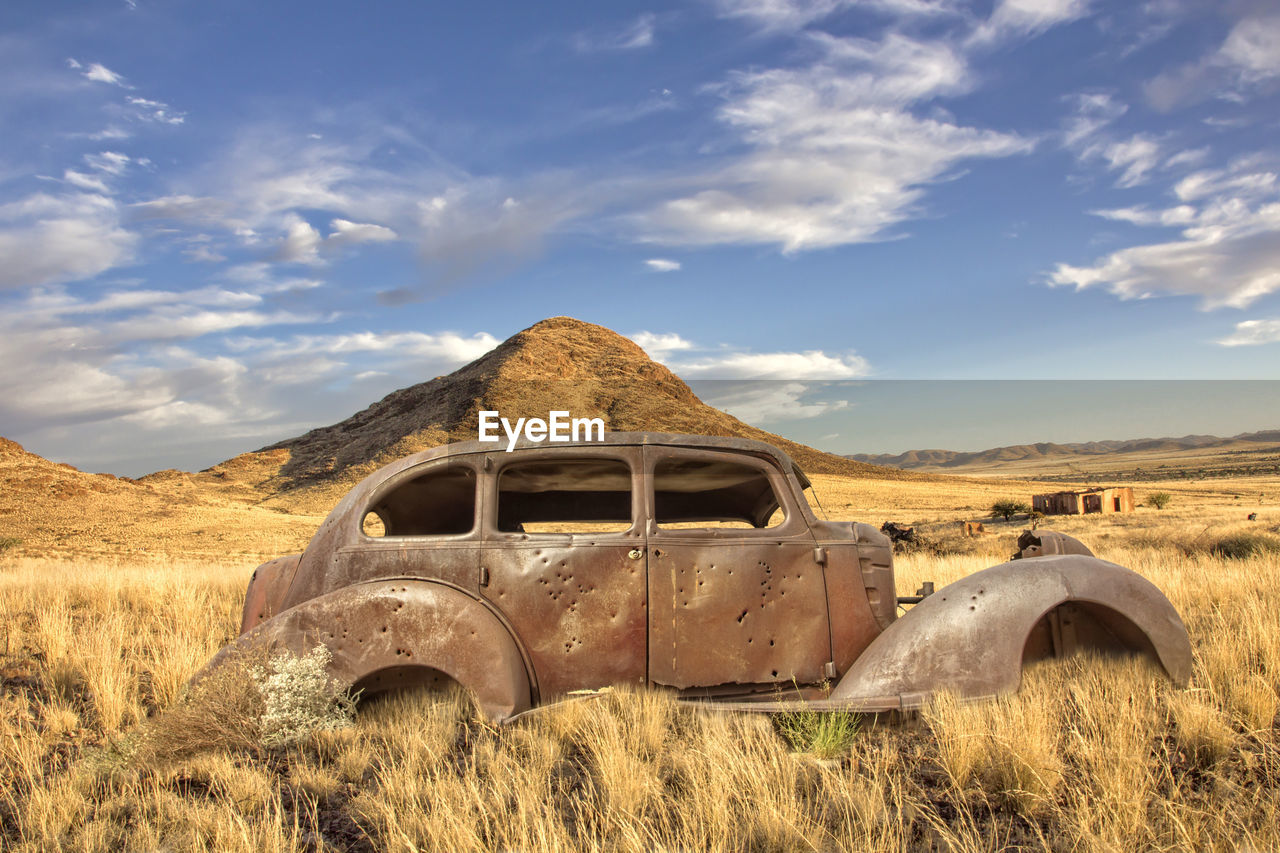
[2,480,1279,851]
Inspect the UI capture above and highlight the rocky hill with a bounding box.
[233,316,906,506]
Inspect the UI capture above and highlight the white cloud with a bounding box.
[129,194,230,222]
[1102,134,1163,187]
[573,14,656,51]
[701,382,851,423]
[1061,92,1126,147]
[970,0,1091,45]
[644,258,681,272]
[628,331,695,356]
[1217,15,1280,85]
[637,33,1030,251]
[326,218,398,248]
[712,0,956,31]
[272,215,322,264]
[1146,14,1280,110]
[239,330,502,364]
[0,192,136,289]
[126,95,185,125]
[83,62,127,86]
[85,151,130,175]
[671,349,871,378]
[1050,164,1280,309]
[63,170,111,193]
[1217,318,1280,347]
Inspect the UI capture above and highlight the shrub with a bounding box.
[252,646,357,748]
[1147,492,1173,510]
[133,645,357,764]
[991,499,1030,521]
[1209,532,1280,560]
[775,708,859,759]
[0,536,20,552]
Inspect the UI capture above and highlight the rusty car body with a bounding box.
[213,433,1192,720]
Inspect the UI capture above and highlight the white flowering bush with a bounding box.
[251,646,357,748]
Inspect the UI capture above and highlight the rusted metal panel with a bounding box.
[643,446,829,689]
[240,553,301,633]
[809,524,889,675]
[647,540,829,688]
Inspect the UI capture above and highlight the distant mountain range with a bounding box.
[847,431,1280,471]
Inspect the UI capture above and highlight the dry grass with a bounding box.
[2,489,1279,850]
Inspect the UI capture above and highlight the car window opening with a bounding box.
[364,465,476,537]
[654,457,784,530]
[498,458,633,534]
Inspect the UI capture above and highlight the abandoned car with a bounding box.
[211,433,1192,720]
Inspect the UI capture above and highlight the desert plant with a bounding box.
[0,535,20,552]
[252,645,357,748]
[991,499,1030,521]
[1209,531,1280,560]
[774,707,859,759]
[1147,492,1173,510]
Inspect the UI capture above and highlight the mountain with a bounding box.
[213,316,911,506]
[848,430,1280,472]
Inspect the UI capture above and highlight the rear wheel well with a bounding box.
[351,664,461,700]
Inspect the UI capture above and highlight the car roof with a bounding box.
[370,431,809,486]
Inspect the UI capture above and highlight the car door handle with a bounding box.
[628,549,643,560]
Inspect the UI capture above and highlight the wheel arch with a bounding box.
[210,578,536,721]
[830,554,1192,710]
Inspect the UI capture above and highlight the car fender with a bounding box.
[210,578,534,721]
[240,554,302,634]
[829,554,1192,711]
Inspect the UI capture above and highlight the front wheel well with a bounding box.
[1022,600,1162,673]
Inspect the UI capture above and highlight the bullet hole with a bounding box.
[969,606,975,611]
[771,670,778,678]
[737,610,748,623]
[380,626,388,633]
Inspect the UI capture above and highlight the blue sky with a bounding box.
[1,0,1278,474]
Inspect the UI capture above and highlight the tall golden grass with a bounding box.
[2,513,1278,851]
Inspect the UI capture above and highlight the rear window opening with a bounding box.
[654,456,784,529]
[363,465,476,537]
[498,458,633,534]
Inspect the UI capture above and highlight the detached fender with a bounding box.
[240,554,302,634]
[210,579,533,721]
[830,555,1192,711]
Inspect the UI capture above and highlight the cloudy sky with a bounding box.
[2,0,1278,474]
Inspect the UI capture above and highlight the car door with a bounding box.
[478,446,648,701]
[643,446,831,691]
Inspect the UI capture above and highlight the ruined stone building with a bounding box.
[1032,486,1135,515]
